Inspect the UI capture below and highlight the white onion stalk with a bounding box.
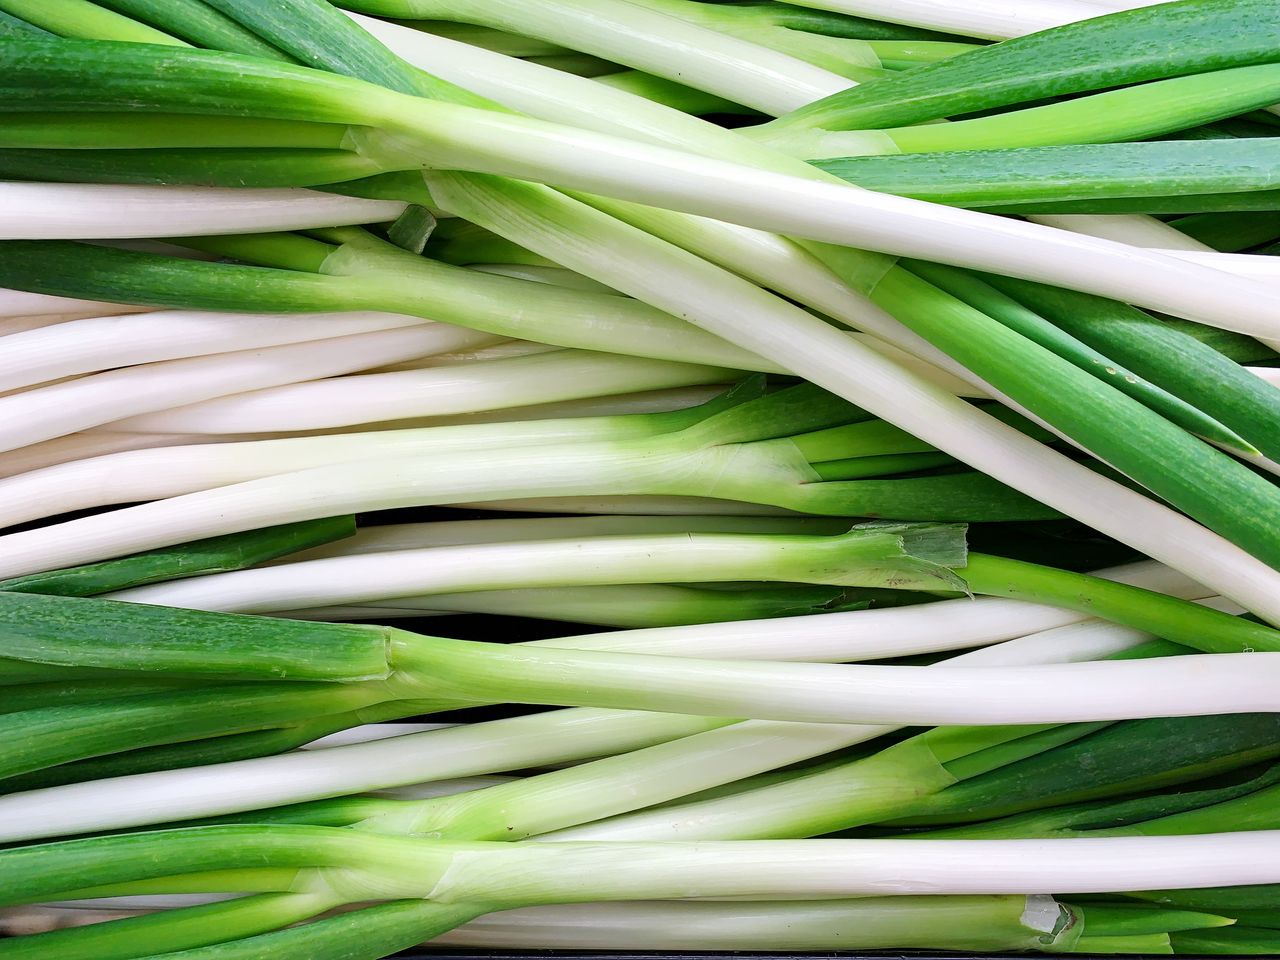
[28,895,1067,954]
[763,0,1140,40]
[321,27,1266,602]
[112,543,1206,660]
[439,651,1280,726]
[279,516,853,561]
[372,341,589,372]
[0,423,1252,613]
[451,496,800,516]
[0,324,492,456]
[434,897,1066,952]
[0,286,138,320]
[527,559,1208,663]
[302,723,455,749]
[0,709,722,844]
[341,623,1158,849]
[349,332,974,409]
[376,832,1280,899]
[510,631,1233,848]
[0,399,728,529]
[546,616,1231,845]
[0,181,404,240]
[0,429,985,577]
[365,0,851,115]
[280,604,449,620]
[108,350,737,435]
[1025,215,1280,346]
[0,315,77,337]
[1164,250,1280,286]
[378,108,1280,344]
[0,383,725,482]
[0,310,434,394]
[619,0,906,78]
[0,431,245,482]
[104,527,961,612]
[396,384,727,423]
[0,617,1142,843]
[29,832,1280,913]
[1027,213,1214,252]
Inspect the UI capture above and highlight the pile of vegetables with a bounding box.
[1,0,1280,956]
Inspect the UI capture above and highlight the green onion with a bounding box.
[921,757,1280,840]
[900,260,1251,451]
[1,40,1274,344]
[0,588,1275,789]
[0,180,403,239]
[0,8,49,35]
[980,276,1280,466]
[0,236,770,371]
[7,35,1280,624]
[3,6,1280,954]
[732,3,980,42]
[773,0,1280,130]
[886,713,1280,828]
[0,0,184,44]
[1173,211,1280,251]
[331,0,853,114]
[0,308,450,395]
[759,0,1128,40]
[101,348,739,437]
[3,828,1278,912]
[867,263,1280,570]
[814,138,1280,214]
[599,0,977,79]
[768,65,1280,159]
[0,385,1056,579]
[0,619,1148,842]
[91,0,288,57]
[103,524,970,613]
[294,582,873,629]
[1173,927,1280,955]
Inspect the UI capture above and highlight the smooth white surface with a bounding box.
[0,182,404,239]
[110,350,733,434]
[383,0,850,114]
[766,0,1153,39]
[0,310,431,393]
[0,324,488,455]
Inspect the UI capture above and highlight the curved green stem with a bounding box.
[961,553,1280,654]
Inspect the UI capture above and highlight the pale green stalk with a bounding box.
[0,323,496,455]
[0,180,404,240]
[0,394,734,529]
[339,0,852,113]
[762,0,1136,40]
[106,525,966,613]
[435,897,1073,952]
[0,309,453,395]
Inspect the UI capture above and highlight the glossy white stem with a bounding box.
[0,182,404,239]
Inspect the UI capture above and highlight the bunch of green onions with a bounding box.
[2,0,1280,956]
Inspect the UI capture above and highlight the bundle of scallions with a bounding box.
[2,0,1280,957]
